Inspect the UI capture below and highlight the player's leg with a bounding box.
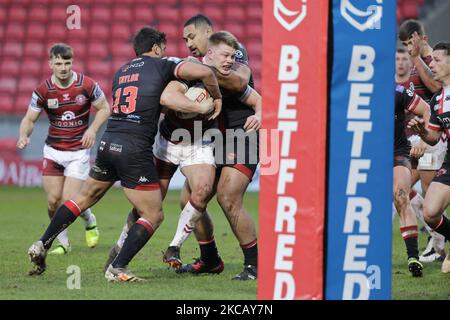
[216,166,258,280]
[393,164,423,277]
[176,177,224,274]
[422,181,450,273]
[42,166,70,255]
[105,187,163,282]
[28,177,113,275]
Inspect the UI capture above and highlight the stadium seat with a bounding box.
[158,23,180,40]
[13,94,32,115]
[202,6,224,24]
[223,23,245,40]
[111,43,135,61]
[165,43,179,57]
[24,42,45,59]
[0,95,14,113]
[72,60,86,74]
[90,24,109,39]
[400,1,419,19]
[0,138,19,153]
[91,6,111,23]
[225,7,246,23]
[28,6,48,23]
[2,42,23,59]
[6,23,25,41]
[111,24,132,41]
[8,6,28,22]
[66,27,88,41]
[88,43,110,60]
[246,5,262,22]
[134,6,154,25]
[18,77,39,95]
[0,59,20,77]
[70,41,87,59]
[180,6,202,22]
[47,24,68,42]
[246,22,262,40]
[21,59,42,77]
[0,6,6,22]
[246,40,261,60]
[87,60,111,78]
[155,6,179,21]
[27,23,47,41]
[49,5,68,22]
[112,6,133,22]
[0,78,17,95]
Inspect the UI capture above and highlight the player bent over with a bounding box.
[17,44,109,254]
[26,27,222,281]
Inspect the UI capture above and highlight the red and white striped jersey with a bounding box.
[29,71,105,151]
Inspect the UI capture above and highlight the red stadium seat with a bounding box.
[91,6,111,23]
[111,43,135,61]
[158,23,180,39]
[24,42,45,59]
[223,23,245,41]
[112,6,133,22]
[111,24,132,41]
[246,5,262,22]
[0,138,18,153]
[2,42,23,59]
[13,94,32,115]
[18,77,39,95]
[164,43,179,58]
[72,60,86,74]
[246,22,262,40]
[0,78,17,95]
[8,6,28,22]
[179,6,199,22]
[0,6,7,22]
[90,24,109,39]
[400,2,418,19]
[155,6,179,21]
[202,6,224,24]
[47,24,68,42]
[88,43,110,59]
[134,6,154,24]
[0,25,4,42]
[49,5,68,22]
[246,40,261,60]
[225,7,246,22]
[21,59,42,77]
[66,27,88,41]
[6,23,25,41]
[0,95,14,113]
[27,23,47,41]
[0,59,20,77]
[87,60,111,78]
[70,41,87,59]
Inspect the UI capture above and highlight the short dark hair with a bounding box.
[133,26,166,56]
[184,14,213,28]
[398,19,425,41]
[208,31,239,50]
[49,43,73,60]
[396,47,408,54]
[433,42,450,56]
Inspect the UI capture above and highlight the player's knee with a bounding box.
[423,202,440,222]
[217,191,240,214]
[190,184,211,209]
[47,194,61,211]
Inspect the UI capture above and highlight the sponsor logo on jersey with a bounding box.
[109,143,123,153]
[61,111,76,121]
[76,94,87,105]
[122,61,145,72]
[47,98,59,109]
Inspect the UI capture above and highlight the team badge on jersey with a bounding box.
[47,98,59,109]
[76,94,87,105]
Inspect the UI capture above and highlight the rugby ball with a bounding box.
[178,84,214,119]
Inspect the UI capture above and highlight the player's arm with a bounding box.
[214,63,251,93]
[160,81,212,114]
[81,96,111,149]
[240,86,262,132]
[407,94,440,145]
[176,61,222,119]
[17,108,41,149]
[410,32,441,93]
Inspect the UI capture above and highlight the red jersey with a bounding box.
[400,55,434,103]
[29,72,105,151]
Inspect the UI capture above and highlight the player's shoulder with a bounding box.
[34,76,54,97]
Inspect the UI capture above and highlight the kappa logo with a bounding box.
[138,176,150,183]
[273,0,307,31]
[341,0,383,32]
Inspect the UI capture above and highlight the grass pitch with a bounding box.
[0,186,448,300]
